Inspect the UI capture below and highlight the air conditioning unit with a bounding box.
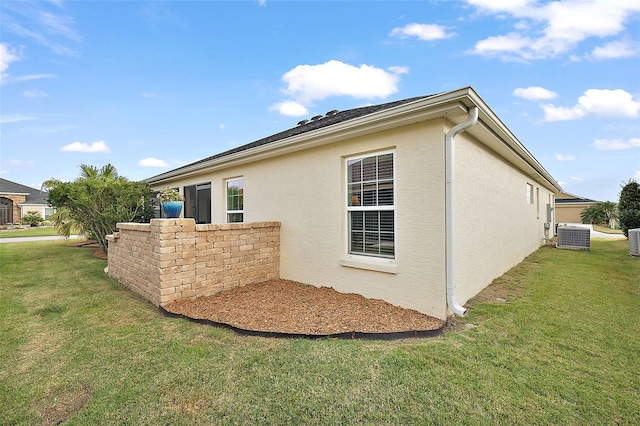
[557,226,590,250]
[629,228,640,257]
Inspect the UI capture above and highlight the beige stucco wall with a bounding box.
[152,120,449,318]
[150,119,557,320]
[454,131,555,305]
[555,204,589,224]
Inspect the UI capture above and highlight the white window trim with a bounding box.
[342,149,397,273]
[225,177,244,223]
[526,183,534,204]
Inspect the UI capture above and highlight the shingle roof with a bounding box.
[555,197,598,204]
[149,94,433,179]
[0,178,48,204]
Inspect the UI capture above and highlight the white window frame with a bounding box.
[526,183,534,204]
[226,177,244,223]
[341,150,397,273]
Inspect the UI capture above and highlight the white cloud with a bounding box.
[0,43,20,84]
[9,160,34,166]
[0,43,19,73]
[390,23,455,41]
[635,171,640,180]
[571,176,584,182]
[137,157,168,167]
[281,60,404,104]
[1,1,81,56]
[593,138,640,150]
[387,66,409,75]
[269,100,309,117]
[61,140,110,153]
[468,0,640,60]
[23,89,49,98]
[218,123,226,130]
[513,86,558,100]
[142,92,162,99]
[591,40,640,59]
[542,89,640,121]
[555,154,575,161]
[0,114,36,124]
[471,33,532,59]
[4,74,55,85]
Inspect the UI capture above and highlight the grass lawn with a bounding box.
[0,227,79,239]
[592,224,623,234]
[1,240,638,425]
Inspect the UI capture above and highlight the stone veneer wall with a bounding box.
[106,219,280,306]
[0,194,26,224]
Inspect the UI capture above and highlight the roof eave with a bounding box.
[146,86,561,194]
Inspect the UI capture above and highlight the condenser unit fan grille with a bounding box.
[557,226,590,250]
[629,228,640,256]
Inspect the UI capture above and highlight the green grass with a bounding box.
[593,224,623,234]
[1,240,638,425]
[0,226,79,238]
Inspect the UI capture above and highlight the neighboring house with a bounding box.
[0,178,54,226]
[146,87,562,319]
[555,192,598,224]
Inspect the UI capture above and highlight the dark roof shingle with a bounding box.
[151,95,433,178]
[0,178,48,204]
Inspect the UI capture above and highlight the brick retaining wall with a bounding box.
[106,219,280,306]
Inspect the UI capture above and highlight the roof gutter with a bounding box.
[445,106,479,317]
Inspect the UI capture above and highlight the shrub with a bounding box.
[20,211,44,227]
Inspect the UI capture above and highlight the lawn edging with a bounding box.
[158,306,444,340]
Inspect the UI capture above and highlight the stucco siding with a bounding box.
[152,120,449,319]
[454,132,554,305]
[555,204,588,224]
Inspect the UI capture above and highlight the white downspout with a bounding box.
[445,106,479,316]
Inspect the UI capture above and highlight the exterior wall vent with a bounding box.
[557,226,590,250]
[629,228,640,256]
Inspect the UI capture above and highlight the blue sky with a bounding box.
[1,0,639,202]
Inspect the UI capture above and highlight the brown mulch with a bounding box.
[69,240,108,259]
[164,279,445,335]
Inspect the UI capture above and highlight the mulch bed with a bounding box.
[164,279,446,337]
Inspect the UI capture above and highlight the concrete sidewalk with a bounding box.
[560,223,627,240]
[0,235,82,243]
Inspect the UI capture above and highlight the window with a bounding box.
[226,178,244,223]
[347,152,395,259]
[44,207,55,220]
[0,197,13,225]
[526,183,534,204]
[184,183,211,224]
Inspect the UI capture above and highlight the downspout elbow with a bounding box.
[445,106,479,317]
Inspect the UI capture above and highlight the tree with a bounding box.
[581,204,606,225]
[44,164,155,253]
[581,201,618,227]
[618,179,640,237]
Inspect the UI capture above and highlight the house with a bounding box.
[0,178,54,226]
[555,191,598,224]
[142,87,561,320]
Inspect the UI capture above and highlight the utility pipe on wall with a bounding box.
[445,106,479,316]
